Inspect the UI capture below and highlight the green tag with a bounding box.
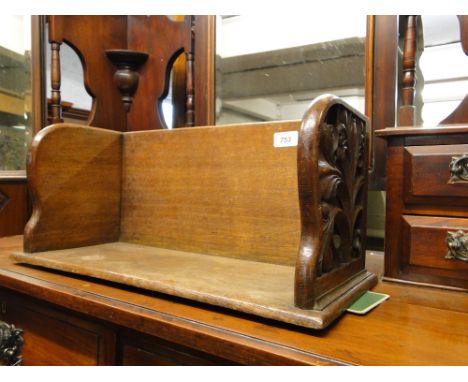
[346,291,389,315]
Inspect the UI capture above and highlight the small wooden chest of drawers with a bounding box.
[376,126,468,291]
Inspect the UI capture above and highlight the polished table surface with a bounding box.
[0,235,467,365]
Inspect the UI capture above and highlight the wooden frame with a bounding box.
[376,16,468,291]
[194,15,216,126]
[13,95,376,330]
[31,15,47,135]
[367,15,399,189]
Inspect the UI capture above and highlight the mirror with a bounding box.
[419,16,468,126]
[160,50,187,130]
[215,15,384,251]
[215,15,367,124]
[0,16,33,172]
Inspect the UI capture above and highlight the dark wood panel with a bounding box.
[48,16,127,131]
[0,179,28,237]
[0,290,116,365]
[369,16,398,189]
[127,16,192,131]
[383,140,405,278]
[120,331,236,365]
[194,15,215,126]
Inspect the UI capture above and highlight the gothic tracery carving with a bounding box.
[317,106,367,276]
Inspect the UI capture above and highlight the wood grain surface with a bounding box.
[121,121,301,266]
[12,241,374,329]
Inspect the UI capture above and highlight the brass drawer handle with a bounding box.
[0,320,23,366]
[448,155,468,184]
[446,230,468,262]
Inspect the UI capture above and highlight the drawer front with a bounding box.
[0,291,116,365]
[402,215,468,289]
[404,145,468,202]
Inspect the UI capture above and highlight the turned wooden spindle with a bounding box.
[185,16,195,127]
[50,42,63,124]
[185,52,195,127]
[400,16,418,126]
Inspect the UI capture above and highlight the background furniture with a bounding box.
[377,126,468,290]
[376,16,468,290]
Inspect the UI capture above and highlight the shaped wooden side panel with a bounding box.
[24,124,122,252]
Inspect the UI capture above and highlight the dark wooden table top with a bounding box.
[0,236,467,365]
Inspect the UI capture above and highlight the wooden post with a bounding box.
[185,16,195,127]
[50,41,63,124]
[399,16,418,126]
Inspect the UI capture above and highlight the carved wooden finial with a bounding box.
[105,49,149,112]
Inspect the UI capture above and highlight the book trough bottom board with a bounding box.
[11,242,376,329]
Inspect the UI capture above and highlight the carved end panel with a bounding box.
[295,95,369,309]
[317,102,368,275]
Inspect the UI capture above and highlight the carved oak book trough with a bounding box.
[12,95,377,329]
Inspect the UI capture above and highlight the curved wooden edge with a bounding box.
[295,94,370,309]
[24,124,122,253]
[23,124,59,252]
[295,96,325,308]
[439,94,468,125]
